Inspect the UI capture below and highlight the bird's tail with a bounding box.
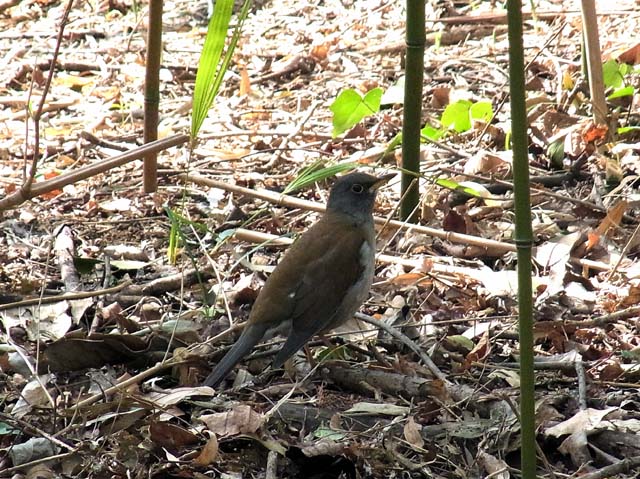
[202,324,267,388]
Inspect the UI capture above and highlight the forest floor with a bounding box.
[1,0,640,477]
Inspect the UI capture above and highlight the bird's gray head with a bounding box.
[326,172,394,223]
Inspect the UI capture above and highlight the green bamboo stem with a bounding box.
[400,0,425,221]
[506,1,537,478]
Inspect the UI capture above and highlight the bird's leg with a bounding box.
[303,343,316,367]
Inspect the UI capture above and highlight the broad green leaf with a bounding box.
[313,426,347,440]
[441,100,472,132]
[330,87,383,137]
[388,132,402,149]
[0,422,18,435]
[421,124,445,141]
[602,59,624,89]
[470,101,493,122]
[607,86,635,100]
[436,178,486,198]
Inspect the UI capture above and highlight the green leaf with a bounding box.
[470,101,493,122]
[618,126,640,134]
[435,178,486,198]
[602,59,625,89]
[191,0,251,138]
[283,161,360,194]
[330,87,383,137]
[546,140,565,169]
[421,124,444,141]
[441,100,472,132]
[607,86,635,100]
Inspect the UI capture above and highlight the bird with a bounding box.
[203,171,395,387]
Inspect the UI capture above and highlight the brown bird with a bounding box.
[203,171,394,387]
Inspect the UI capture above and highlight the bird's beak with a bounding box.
[371,172,396,191]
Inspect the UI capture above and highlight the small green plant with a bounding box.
[602,59,636,100]
[191,0,251,138]
[330,87,383,137]
[166,207,210,264]
[420,99,493,141]
[601,59,640,135]
[440,99,494,133]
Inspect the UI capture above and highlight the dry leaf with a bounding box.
[595,200,628,237]
[201,405,264,437]
[195,434,219,466]
[149,421,199,452]
[403,416,424,449]
[463,330,491,370]
[477,451,509,479]
[389,272,429,286]
[239,65,251,97]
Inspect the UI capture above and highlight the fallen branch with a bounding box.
[0,134,189,211]
[0,280,132,312]
[181,173,515,255]
[183,174,613,272]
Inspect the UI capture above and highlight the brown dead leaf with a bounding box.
[149,421,199,452]
[621,284,640,307]
[38,332,157,373]
[598,361,624,381]
[546,407,617,438]
[55,154,75,168]
[239,64,251,97]
[142,386,215,408]
[389,272,428,286]
[200,404,264,437]
[310,43,329,61]
[39,171,63,199]
[431,87,450,109]
[4,182,16,194]
[301,439,345,457]
[595,200,628,237]
[585,231,601,252]
[10,379,51,419]
[463,151,509,175]
[617,43,640,64]
[194,434,219,466]
[477,451,509,479]
[403,416,424,449]
[463,330,490,369]
[443,209,468,234]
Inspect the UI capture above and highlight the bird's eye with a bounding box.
[351,184,364,194]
